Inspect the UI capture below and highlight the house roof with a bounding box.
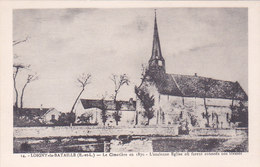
[149,72,247,100]
[80,99,136,111]
[19,108,51,117]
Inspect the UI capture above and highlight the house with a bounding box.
[41,108,62,124]
[77,98,136,126]
[17,107,61,125]
[135,12,248,128]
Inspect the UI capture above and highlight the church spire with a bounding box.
[149,9,165,73]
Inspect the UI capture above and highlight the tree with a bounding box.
[20,73,38,109]
[13,64,27,111]
[57,113,76,126]
[100,98,108,126]
[13,36,31,114]
[110,74,130,125]
[230,101,248,127]
[77,113,93,124]
[135,87,155,125]
[230,81,240,112]
[70,73,91,114]
[198,78,216,127]
[112,101,123,126]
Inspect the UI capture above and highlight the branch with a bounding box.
[13,36,30,46]
[20,73,39,109]
[77,73,91,88]
[110,74,130,101]
[27,74,39,83]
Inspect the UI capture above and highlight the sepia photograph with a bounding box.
[12,8,248,153]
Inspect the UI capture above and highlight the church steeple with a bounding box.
[148,10,165,73]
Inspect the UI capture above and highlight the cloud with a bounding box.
[60,8,94,23]
[188,43,220,52]
[173,43,220,57]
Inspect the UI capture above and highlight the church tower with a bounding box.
[148,10,166,74]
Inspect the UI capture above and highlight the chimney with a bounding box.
[194,73,197,77]
[40,104,43,111]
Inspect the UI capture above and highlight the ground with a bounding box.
[13,134,248,153]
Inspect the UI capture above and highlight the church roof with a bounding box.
[152,73,247,100]
[80,99,136,111]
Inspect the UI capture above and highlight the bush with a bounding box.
[20,142,31,152]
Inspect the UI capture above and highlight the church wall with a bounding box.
[136,81,242,128]
[141,92,238,128]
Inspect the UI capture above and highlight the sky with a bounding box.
[13,8,248,112]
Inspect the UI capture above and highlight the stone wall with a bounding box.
[189,128,248,137]
[14,125,178,138]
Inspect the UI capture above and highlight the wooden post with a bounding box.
[104,141,111,152]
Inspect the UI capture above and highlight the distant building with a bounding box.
[18,107,61,125]
[135,12,248,128]
[77,99,136,126]
[41,108,61,124]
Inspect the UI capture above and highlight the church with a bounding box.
[135,12,248,128]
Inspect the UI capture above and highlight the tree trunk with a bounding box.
[71,88,85,114]
[135,110,138,125]
[20,82,28,109]
[116,110,119,126]
[147,118,150,125]
[203,98,210,127]
[231,98,234,112]
[156,109,159,125]
[13,76,19,111]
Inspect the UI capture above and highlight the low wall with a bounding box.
[189,128,248,137]
[13,125,178,138]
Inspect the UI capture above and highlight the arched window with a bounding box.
[158,60,163,66]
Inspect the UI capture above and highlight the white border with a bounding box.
[1,1,260,167]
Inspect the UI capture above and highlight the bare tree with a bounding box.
[70,73,91,114]
[20,73,39,109]
[110,74,130,125]
[13,64,30,110]
[199,78,216,127]
[110,74,130,102]
[13,36,30,111]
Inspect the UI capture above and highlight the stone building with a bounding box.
[77,99,136,126]
[135,12,248,128]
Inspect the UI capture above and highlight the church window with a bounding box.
[158,60,162,66]
[226,113,229,121]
